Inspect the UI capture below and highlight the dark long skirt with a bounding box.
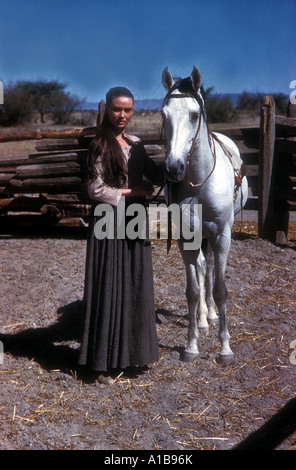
[78,208,159,372]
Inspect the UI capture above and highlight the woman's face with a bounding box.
[107,96,134,132]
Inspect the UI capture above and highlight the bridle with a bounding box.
[165,93,216,188]
[164,89,245,241]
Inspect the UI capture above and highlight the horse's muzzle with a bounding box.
[165,160,185,182]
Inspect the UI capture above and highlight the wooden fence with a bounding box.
[0,96,295,242]
[259,96,296,243]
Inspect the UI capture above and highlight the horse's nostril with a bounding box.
[165,159,185,181]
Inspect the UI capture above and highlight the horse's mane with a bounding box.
[162,76,213,148]
[163,76,206,113]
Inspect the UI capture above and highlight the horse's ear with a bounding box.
[162,66,175,91]
[191,66,202,91]
[97,99,106,127]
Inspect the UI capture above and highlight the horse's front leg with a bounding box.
[204,243,218,325]
[196,248,211,332]
[179,242,200,362]
[212,229,234,363]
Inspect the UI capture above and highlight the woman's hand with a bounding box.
[122,182,154,197]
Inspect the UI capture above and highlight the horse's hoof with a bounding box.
[181,351,199,362]
[217,353,234,365]
[198,326,209,336]
[208,317,219,326]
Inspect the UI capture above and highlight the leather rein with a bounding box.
[164,92,245,239]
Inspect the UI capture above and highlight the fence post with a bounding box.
[258,96,276,239]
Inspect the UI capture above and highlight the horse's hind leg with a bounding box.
[179,242,200,362]
[204,243,218,325]
[212,230,234,363]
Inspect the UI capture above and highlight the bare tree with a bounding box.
[50,91,84,124]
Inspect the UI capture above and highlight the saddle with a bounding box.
[211,133,247,189]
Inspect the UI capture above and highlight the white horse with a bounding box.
[162,66,248,364]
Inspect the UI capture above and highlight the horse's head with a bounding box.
[162,66,205,182]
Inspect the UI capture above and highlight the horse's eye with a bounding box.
[191,112,199,121]
[161,110,167,120]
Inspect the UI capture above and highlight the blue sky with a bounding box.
[0,0,295,102]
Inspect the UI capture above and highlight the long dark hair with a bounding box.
[87,87,134,188]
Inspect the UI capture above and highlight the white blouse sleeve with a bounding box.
[88,160,123,206]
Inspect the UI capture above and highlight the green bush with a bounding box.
[0,79,84,126]
[0,83,34,126]
[204,87,235,123]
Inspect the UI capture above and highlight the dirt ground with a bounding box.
[0,111,295,451]
[0,217,295,451]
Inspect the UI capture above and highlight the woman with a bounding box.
[78,86,163,383]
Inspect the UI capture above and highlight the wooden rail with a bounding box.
[0,126,259,227]
[0,98,295,242]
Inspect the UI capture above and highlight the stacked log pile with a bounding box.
[0,128,164,229]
